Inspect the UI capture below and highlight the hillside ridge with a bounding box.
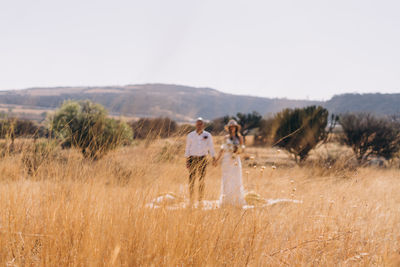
[0,84,398,121]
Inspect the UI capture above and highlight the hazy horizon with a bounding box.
[1,0,400,100]
[2,82,399,102]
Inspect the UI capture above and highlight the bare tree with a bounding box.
[339,113,400,163]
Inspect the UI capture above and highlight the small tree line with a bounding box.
[254,108,400,164]
[1,100,399,164]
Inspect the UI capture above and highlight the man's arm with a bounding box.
[208,134,216,158]
[185,133,191,158]
[185,134,192,169]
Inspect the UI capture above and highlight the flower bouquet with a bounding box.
[227,143,245,159]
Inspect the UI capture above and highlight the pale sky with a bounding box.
[1,0,400,100]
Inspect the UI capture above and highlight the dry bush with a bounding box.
[21,140,60,176]
[129,117,177,140]
[0,138,399,266]
[176,123,195,136]
[305,143,358,177]
[271,106,329,162]
[156,139,185,163]
[340,113,400,163]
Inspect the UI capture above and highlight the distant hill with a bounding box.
[0,84,398,121]
[325,93,400,115]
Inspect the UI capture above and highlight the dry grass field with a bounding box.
[0,137,400,266]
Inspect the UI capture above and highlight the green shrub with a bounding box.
[49,100,132,159]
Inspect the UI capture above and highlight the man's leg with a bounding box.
[198,157,207,202]
[187,156,196,202]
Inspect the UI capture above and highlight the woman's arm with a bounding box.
[239,135,244,146]
[238,135,245,153]
[214,138,227,166]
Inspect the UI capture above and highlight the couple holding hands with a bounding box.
[185,118,246,207]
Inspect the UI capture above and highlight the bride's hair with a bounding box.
[228,126,241,139]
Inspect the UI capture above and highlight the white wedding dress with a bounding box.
[219,136,246,207]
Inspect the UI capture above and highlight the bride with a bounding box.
[214,120,246,207]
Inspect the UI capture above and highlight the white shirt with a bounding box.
[185,130,215,158]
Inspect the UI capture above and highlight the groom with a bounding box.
[185,117,216,202]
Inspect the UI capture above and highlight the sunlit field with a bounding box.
[1,137,400,266]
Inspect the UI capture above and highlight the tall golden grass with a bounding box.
[0,137,399,266]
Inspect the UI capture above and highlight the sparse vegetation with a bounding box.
[177,123,196,136]
[0,137,400,265]
[129,117,177,140]
[206,111,262,139]
[254,117,274,145]
[0,118,46,140]
[1,100,400,265]
[21,140,59,176]
[236,111,263,136]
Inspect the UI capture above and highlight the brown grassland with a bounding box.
[0,137,400,266]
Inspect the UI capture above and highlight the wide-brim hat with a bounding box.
[224,119,241,132]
